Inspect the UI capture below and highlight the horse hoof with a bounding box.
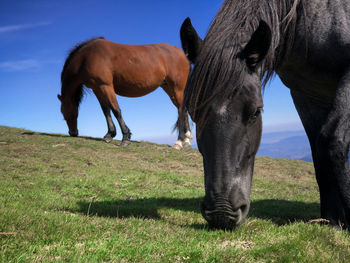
[172,144,183,150]
[183,138,191,147]
[120,140,131,146]
[104,135,113,143]
[183,141,191,147]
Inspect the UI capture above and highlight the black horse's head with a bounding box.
[57,94,79,137]
[180,18,272,230]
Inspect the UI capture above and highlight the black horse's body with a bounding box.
[280,1,350,103]
[180,0,350,229]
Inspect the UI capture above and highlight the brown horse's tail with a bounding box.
[60,37,104,106]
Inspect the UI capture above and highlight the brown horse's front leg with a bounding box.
[102,107,116,143]
[95,84,131,146]
[94,91,117,143]
[110,101,131,146]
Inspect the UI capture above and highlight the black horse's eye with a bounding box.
[255,107,263,116]
[249,107,263,122]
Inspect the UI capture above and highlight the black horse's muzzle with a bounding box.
[69,129,78,137]
[200,199,249,230]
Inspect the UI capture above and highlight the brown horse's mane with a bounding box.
[185,0,305,122]
[61,37,104,106]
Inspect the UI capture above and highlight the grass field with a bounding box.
[1,125,349,262]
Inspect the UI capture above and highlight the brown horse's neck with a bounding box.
[61,37,104,82]
[60,37,103,108]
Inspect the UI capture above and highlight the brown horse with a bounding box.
[57,37,192,148]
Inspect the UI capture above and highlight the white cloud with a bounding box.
[0,22,50,33]
[0,59,61,72]
[0,59,40,71]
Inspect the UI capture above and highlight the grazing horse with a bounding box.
[179,0,350,230]
[57,37,192,148]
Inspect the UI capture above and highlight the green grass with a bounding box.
[0,125,349,262]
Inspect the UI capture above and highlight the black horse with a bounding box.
[179,0,350,230]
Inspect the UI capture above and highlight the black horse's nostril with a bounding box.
[240,204,248,215]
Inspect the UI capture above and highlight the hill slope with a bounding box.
[1,126,349,262]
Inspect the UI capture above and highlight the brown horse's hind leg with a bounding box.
[162,82,192,149]
[93,84,131,145]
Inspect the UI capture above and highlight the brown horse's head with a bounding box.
[57,94,78,137]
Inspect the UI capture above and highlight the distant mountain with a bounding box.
[143,129,313,162]
[260,130,306,144]
[257,131,312,162]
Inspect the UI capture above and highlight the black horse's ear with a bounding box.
[57,94,62,102]
[243,20,272,70]
[180,17,203,64]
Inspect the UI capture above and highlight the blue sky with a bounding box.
[0,0,302,144]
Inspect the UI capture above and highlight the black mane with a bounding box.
[185,0,304,122]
